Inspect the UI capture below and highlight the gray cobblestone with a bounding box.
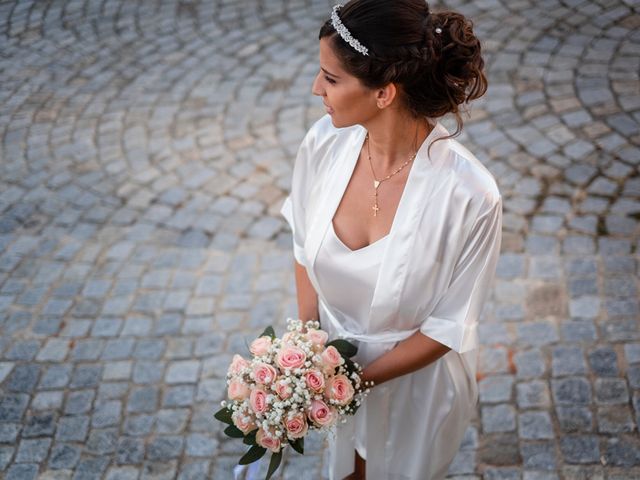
[0,0,638,477]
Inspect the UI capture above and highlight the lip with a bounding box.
[323,103,334,114]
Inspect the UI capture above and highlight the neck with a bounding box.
[362,111,433,172]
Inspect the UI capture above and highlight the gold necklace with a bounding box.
[366,126,419,217]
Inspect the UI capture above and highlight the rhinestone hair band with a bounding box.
[331,5,369,56]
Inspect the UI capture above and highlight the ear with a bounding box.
[376,83,398,109]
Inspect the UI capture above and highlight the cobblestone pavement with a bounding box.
[0,0,638,478]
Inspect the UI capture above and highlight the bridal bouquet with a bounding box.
[214,318,371,480]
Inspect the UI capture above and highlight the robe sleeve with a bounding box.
[280,128,316,267]
[420,195,503,353]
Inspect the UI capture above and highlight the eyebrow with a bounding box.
[321,67,340,79]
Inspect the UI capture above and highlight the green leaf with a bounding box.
[239,444,267,465]
[265,450,283,480]
[260,326,276,340]
[224,425,245,438]
[288,437,304,455]
[327,339,358,358]
[243,429,258,445]
[214,406,233,425]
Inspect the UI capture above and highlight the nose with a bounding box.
[311,71,324,97]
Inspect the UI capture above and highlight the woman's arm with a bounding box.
[294,261,319,322]
[361,331,450,387]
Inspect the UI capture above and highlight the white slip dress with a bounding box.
[314,220,389,461]
[314,221,476,480]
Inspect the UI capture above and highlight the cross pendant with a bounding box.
[372,204,379,216]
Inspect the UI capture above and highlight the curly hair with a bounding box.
[319,0,487,137]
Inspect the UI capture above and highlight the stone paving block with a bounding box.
[552,377,592,405]
[514,349,546,378]
[625,343,640,364]
[74,456,110,479]
[86,428,118,455]
[517,322,559,347]
[0,423,20,443]
[177,461,211,480]
[103,361,132,381]
[147,436,184,461]
[106,466,141,480]
[597,406,635,434]
[165,360,200,384]
[156,409,190,434]
[517,380,551,409]
[132,339,166,360]
[603,436,640,468]
[48,443,81,470]
[482,404,517,433]
[116,437,145,465]
[594,378,629,405]
[69,365,102,389]
[55,416,89,442]
[479,375,514,403]
[569,296,600,319]
[7,364,40,393]
[123,414,155,437]
[0,445,13,471]
[15,438,52,463]
[560,435,600,464]
[588,346,619,376]
[558,403,595,434]
[519,411,555,439]
[520,441,557,471]
[551,346,587,376]
[5,339,41,361]
[133,361,164,384]
[163,386,195,407]
[32,391,64,411]
[559,321,597,342]
[141,460,178,480]
[92,401,122,428]
[5,464,39,480]
[101,338,135,360]
[22,412,56,437]
[127,387,159,414]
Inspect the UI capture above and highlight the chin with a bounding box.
[328,115,355,129]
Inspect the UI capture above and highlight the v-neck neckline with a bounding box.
[329,220,389,254]
[329,121,439,252]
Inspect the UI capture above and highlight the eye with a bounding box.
[324,75,336,85]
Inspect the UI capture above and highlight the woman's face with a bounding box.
[312,37,378,128]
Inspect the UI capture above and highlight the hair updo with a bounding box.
[319,0,487,137]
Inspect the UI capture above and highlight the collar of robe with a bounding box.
[304,121,454,343]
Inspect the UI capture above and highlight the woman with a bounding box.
[281,1,502,479]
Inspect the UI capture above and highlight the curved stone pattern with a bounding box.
[0,0,638,479]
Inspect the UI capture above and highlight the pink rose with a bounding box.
[285,412,308,439]
[274,378,292,400]
[249,387,268,414]
[305,369,325,393]
[306,329,328,348]
[256,428,281,452]
[227,379,250,401]
[308,399,335,427]
[250,336,272,356]
[326,374,355,405]
[252,362,277,385]
[320,346,342,373]
[276,345,307,370]
[228,354,250,376]
[232,411,256,434]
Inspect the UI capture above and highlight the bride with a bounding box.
[281,1,502,479]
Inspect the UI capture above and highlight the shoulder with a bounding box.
[301,114,363,159]
[436,131,501,215]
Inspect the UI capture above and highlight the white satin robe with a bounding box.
[281,114,502,480]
